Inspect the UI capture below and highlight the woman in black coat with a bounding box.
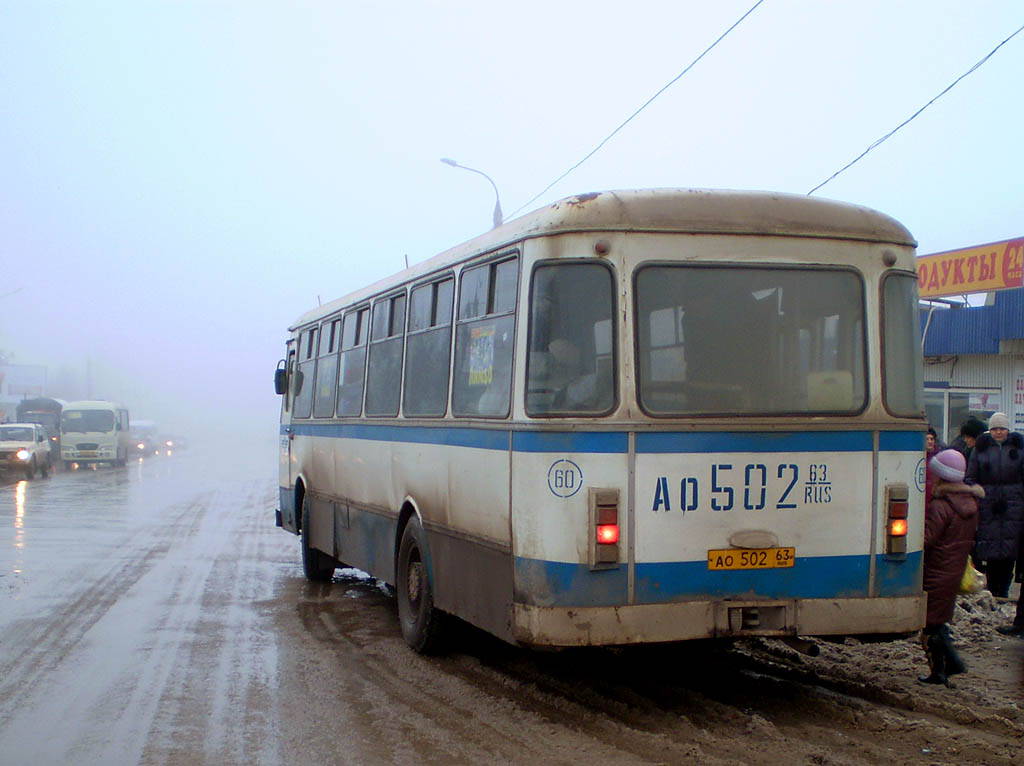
[965,412,1024,598]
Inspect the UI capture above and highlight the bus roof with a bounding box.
[63,400,126,411]
[292,188,916,329]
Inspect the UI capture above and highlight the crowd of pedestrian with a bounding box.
[919,412,1024,687]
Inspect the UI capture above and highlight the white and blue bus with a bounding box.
[275,189,926,653]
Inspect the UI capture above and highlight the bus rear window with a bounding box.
[635,265,866,415]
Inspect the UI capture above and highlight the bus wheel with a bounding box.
[25,458,36,480]
[40,459,49,478]
[397,516,446,654]
[300,495,336,582]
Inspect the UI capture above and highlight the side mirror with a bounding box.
[274,365,288,396]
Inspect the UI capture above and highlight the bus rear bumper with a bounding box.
[511,594,926,647]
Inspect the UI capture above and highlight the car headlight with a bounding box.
[16,449,30,461]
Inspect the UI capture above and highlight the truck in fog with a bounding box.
[15,397,66,463]
[60,400,131,468]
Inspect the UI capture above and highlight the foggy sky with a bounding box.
[2,1,1022,442]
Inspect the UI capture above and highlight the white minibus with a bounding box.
[61,400,131,468]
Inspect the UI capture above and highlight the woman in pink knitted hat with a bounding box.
[919,449,982,686]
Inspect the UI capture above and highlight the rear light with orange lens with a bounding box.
[885,485,909,555]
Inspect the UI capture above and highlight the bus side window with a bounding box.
[313,317,341,418]
[337,307,369,416]
[453,256,517,417]
[404,277,454,417]
[365,293,406,416]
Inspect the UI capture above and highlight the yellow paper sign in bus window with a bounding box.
[469,325,495,385]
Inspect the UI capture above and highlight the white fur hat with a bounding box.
[988,412,1010,430]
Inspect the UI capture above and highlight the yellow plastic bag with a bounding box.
[959,556,985,594]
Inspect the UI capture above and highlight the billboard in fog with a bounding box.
[0,364,48,421]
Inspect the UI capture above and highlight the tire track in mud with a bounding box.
[452,638,1024,766]
[140,481,285,766]
[0,490,203,729]
[732,639,1024,740]
[285,579,754,764]
[0,475,268,764]
[96,482,264,764]
[284,573,1022,766]
[289,593,685,765]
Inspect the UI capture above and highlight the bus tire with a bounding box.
[40,459,49,478]
[301,494,336,582]
[25,458,36,480]
[396,516,446,654]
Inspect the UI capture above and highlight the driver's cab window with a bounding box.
[526,261,616,416]
[293,326,317,418]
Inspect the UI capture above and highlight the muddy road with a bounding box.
[1,445,1021,765]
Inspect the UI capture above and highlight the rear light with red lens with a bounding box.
[590,488,620,568]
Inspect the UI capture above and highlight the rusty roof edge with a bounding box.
[291,188,916,329]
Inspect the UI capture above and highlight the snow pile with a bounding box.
[951,590,1018,644]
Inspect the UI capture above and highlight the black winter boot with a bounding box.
[918,631,949,686]
[939,625,966,676]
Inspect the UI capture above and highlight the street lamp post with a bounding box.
[440,158,503,229]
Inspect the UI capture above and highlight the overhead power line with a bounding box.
[509,0,766,218]
[808,22,1024,196]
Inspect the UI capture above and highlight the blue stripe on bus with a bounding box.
[284,422,923,455]
[636,431,876,453]
[879,431,925,451]
[515,551,921,607]
[511,431,629,453]
[287,422,510,451]
[287,422,626,453]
